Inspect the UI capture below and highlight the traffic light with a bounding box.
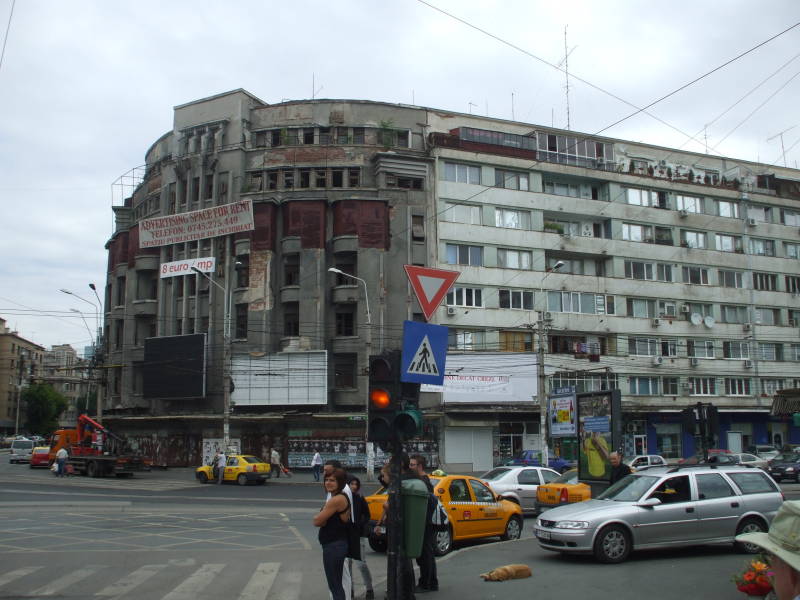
[367,351,422,444]
[681,405,696,436]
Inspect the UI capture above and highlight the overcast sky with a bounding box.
[1,0,798,353]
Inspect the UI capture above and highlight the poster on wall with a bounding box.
[577,390,621,483]
[549,387,576,437]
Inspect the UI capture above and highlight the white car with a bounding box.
[624,455,667,471]
[480,465,561,512]
[731,453,769,469]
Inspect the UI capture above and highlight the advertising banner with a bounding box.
[577,389,621,483]
[159,256,216,278]
[139,199,254,248]
[549,387,576,437]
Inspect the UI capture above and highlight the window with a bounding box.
[446,244,483,266]
[494,169,529,191]
[624,261,673,282]
[687,339,715,358]
[283,254,299,286]
[332,354,357,389]
[659,300,678,317]
[191,177,200,203]
[442,202,481,225]
[335,309,355,336]
[352,128,365,144]
[684,302,713,317]
[267,171,278,190]
[661,339,678,357]
[336,127,349,144]
[630,338,659,356]
[626,188,654,207]
[747,205,771,223]
[447,287,483,307]
[284,303,299,337]
[790,344,800,361]
[217,174,228,204]
[411,215,425,241]
[750,238,776,256]
[500,331,533,352]
[682,266,709,285]
[622,223,650,242]
[498,289,533,310]
[448,329,486,350]
[715,233,742,253]
[787,243,800,259]
[203,174,214,200]
[302,128,314,144]
[348,167,361,188]
[386,175,424,190]
[728,471,779,495]
[696,473,734,500]
[782,209,800,226]
[495,208,531,229]
[676,194,703,213]
[719,270,744,288]
[725,378,751,395]
[283,169,295,189]
[755,307,778,326]
[629,376,660,395]
[758,342,780,361]
[315,169,327,188]
[298,168,311,188]
[319,127,331,145]
[550,292,614,315]
[663,377,679,395]
[786,276,800,294]
[443,162,481,184]
[723,341,750,359]
[761,379,784,395]
[544,180,579,198]
[716,200,740,218]
[235,255,249,288]
[720,305,748,324]
[497,249,531,269]
[681,230,707,249]
[753,273,777,291]
[235,304,248,339]
[689,377,716,395]
[626,298,656,318]
[331,169,344,188]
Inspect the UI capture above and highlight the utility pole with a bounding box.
[537,313,551,467]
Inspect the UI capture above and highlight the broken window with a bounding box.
[249,172,263,192]
[267,170,279,190]
[299,168,311,188]
[331,169,344,188]
[269,129,281,146]
[283,169,295,189]
[235,255,249,288]
[353,128,365,144]
[411,215,425,241]
[315,169,328,188]
[303,128,315,145]
[255,131,267,147]
[348,168,361,187]
[319,127,331,144]
[337,127,349,144]
[284,129,299,145]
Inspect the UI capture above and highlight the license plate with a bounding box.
[535,530,551,540]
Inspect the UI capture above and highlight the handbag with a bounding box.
[345,521,361,560]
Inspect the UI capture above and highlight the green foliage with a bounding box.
[23,383,68,435]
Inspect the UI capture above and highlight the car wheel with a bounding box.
[368,532,387,553]
[434,525,453,556]
[237,474,248,486]
[87,461,98,478]
[593,524,631,563]
[735,518,767,554]
[501,515,523,541]
[197,471,208,484]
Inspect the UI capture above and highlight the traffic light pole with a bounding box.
[386,438,402,600]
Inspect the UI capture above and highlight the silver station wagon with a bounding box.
[534,465,783,563]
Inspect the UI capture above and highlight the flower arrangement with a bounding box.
[732,555,773,597]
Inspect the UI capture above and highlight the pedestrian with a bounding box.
[314,468,352,600]
[348,476,375,600]
[410,454,438,593]
[312,448,323,482]
[609,451,632,485]
[55,446,68,477]
[324,460,353,600]
[271,447,281,478]
[216,448,226,484]
[736,500,800,600]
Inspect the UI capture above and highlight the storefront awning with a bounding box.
[771,389,800,415]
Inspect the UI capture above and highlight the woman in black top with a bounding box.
[314,467,351,600]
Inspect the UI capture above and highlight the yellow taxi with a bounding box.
[534,468,591,514]
[195,454,271,485]
[364,473,523,555]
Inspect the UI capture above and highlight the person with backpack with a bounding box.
[348,476,375,600]
[409,454,439,593]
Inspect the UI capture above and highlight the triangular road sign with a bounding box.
[404,265,460,322]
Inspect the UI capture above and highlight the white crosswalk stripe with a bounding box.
[95,563,169,597]
[0,566,43,588]
[161,563,226,600]
[237,562,280,600]
[269,571,303,600]
[30,566,100,596]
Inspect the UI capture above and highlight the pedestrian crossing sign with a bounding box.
[400,320,447,385]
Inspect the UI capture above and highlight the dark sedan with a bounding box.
[768,452,800,482]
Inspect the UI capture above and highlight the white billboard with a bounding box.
[231,351,328,406]
[159,256,216,278]
[139,199,255,248]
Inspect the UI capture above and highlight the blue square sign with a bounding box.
[401,320,448,386]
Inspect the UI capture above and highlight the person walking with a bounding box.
[410,454,438,593]
[216,449,226,484]
[348,476,375,600]
[609,451,632,484]
[314,468,352,600]
[55,446,68,477]
[271,447,281,478]
[312,449,323,482]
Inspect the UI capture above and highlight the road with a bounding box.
[0,458,798,599]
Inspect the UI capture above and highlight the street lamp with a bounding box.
[191,266,232,450]
[328,267,374,480]
[69,308,94,344]
[60,288,100,335]
[537,260,565,468]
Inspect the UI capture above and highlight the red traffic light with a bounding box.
[370,388,391,409]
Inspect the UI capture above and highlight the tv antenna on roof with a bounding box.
[767,125,796,167]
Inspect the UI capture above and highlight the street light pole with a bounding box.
[88,283,104,424]
[328,267,374,480]
[192,266,231,450]
[60,288,100,334]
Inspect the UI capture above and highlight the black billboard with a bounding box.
[143,334,206,399]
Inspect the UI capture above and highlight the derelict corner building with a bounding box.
[101,88,800,469]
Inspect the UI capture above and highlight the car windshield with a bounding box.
[241,456,264,464]
[481,468,511,481]
[597,475,660,502]
[551,470,577,485]
[14,441,33,449]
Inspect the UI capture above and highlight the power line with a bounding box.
[0,0,15,75]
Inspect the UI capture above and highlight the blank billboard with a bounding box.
[143,334,206,399]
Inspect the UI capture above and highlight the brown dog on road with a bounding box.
[479,564,532,581]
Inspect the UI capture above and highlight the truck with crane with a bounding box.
[49,414,150,477]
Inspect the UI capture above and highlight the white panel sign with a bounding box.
[139,199,255,248]
[159,256,216,278]
[231,351,328,406]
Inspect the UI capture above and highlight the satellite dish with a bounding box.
[703,315,716,329]
[690,313,703,326]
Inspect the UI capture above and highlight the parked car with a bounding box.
[534,464,783,563]
[730,453,769,470]
[533,468,592,515]
[506,450,575,473]
[768,452,800,482]
[29,446,51,468]
[9,438,34,464]
[195,454,271,485]
[624,455,666,471]
[479,466,561,512]
[365,473,523,556]
[747,445,780,461]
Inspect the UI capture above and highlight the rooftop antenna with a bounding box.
[412,89,415,104]
[312,73,323,99]
[767,125,796,167]
[468,102,477,114]
[511,92,515,120]
[564,25,571,130]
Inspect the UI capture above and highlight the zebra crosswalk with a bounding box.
[0,562,304,600]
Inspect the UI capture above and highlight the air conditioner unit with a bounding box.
[680,305,691,314]
[689,357,699,367]
[743,323,752,331]
[744,359,754,368]
[446,306,457,316]
[543,311,554,321]
[747,218,757,227]
[652,356,664,366]
[651,318,661,327]
[679,209,689,218]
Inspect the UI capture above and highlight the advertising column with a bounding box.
[576,389,621,495]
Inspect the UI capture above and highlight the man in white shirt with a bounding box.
[55,446,68,477]
[216,450,226,484]
[311,449,323,482]
[271,448,281,478]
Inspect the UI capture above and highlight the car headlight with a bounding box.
[786,467,795,472]
[555,520,590,529]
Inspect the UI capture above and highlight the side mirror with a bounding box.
[638,497,661,508]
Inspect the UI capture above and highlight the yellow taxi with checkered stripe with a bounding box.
[365,473,523,555]
[195,454,271,485]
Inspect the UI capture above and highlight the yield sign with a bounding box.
[403,265,460,322]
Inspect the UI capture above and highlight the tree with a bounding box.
[23,383,68,435]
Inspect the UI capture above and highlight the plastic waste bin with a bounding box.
[401,478,429,558]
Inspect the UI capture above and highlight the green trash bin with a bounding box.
[401,478,429,559]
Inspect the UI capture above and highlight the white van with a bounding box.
[10,438,34,464]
